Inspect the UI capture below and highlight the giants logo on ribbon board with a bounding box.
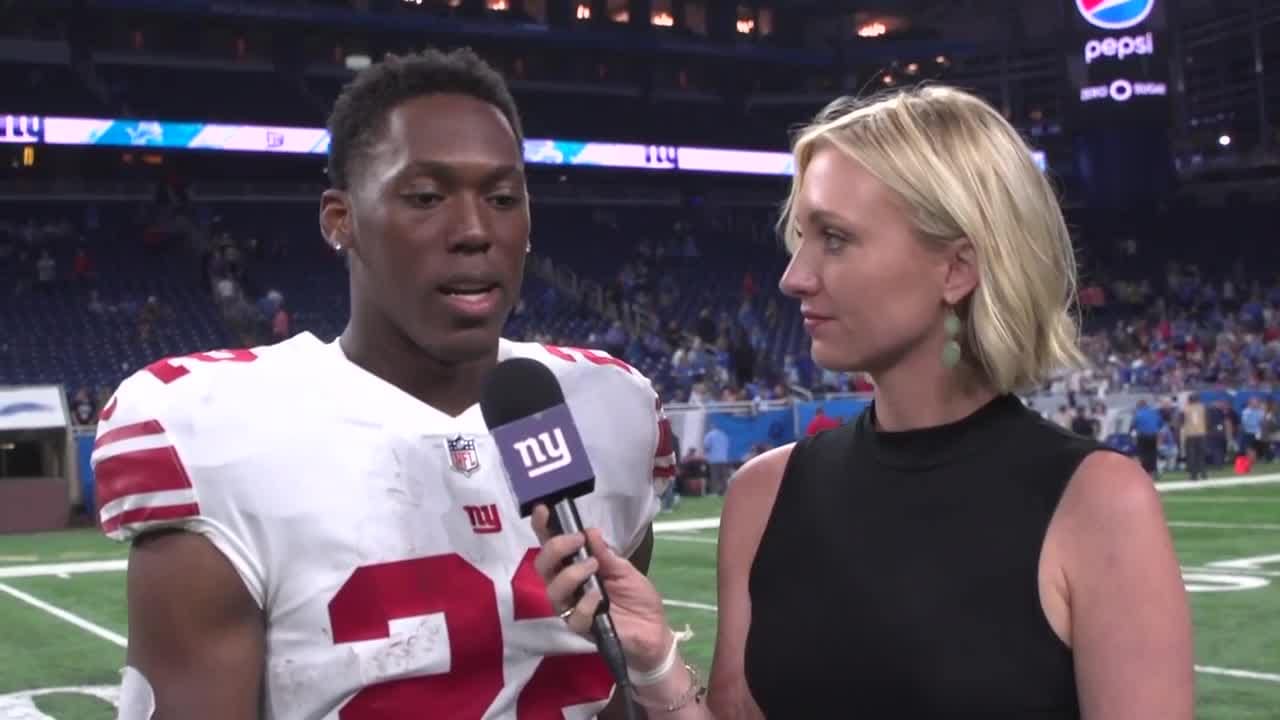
[1076,0,1156,30]
[0,115,41,144]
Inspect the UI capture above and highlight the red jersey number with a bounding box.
[541,345,635,375]
[144,349,259,384]
[328,551,614,719]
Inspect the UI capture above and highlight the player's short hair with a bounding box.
[325,47,524,190]
[777,84,1086,394]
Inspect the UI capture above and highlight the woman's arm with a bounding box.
[707,446,791,720]
[1057,451,1195,719]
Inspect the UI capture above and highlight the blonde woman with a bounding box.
[533,85,1193,719]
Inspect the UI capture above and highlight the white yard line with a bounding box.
[1168,521,1280,531]
[1155,473,1280,492]
[662,599,719,612]
[0,555,38,563]
[654,518,720,533]
[1164,497,1280,503]
[657,535,719,545]
[653,518,722,533]
[0,559,127,580]
[0,581,127,648]
[1195,665,1280,684]
[1182,566,1280,578]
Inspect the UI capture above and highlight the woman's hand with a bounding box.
[531,505,673,672]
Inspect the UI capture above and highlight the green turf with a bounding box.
[1,478,1278,718]
[32,693,116,720]
[0,529,124,565]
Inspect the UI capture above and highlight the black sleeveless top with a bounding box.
[744,394,1110,718]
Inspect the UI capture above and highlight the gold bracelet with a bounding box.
[629,663,708,713]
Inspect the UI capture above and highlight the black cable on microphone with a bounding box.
[480,357,640,720]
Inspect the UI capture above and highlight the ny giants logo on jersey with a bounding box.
[463,503,503,533]
[446,435,480,476]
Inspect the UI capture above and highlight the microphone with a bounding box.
[479,357,638,716]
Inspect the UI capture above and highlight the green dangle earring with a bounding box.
[942,307,962,369]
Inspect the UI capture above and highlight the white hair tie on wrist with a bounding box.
[628,630,679,687]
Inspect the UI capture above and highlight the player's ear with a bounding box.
[319,189,352,256]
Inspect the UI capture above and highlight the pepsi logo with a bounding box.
[1077,0,1155,30]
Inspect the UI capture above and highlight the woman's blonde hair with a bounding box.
[779,84,1086,393]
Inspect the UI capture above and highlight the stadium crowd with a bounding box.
[6,198,1280,482]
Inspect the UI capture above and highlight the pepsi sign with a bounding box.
[1068,0,1166,117]
[1085,32,1154,64]
[1076,0,1156,30]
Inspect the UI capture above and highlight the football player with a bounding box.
[91,48,677,720]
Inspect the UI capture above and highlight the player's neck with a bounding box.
[338,323,496,418]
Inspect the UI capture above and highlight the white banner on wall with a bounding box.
[0,386,69,431]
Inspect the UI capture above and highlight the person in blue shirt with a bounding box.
[1241,397,1265,462]
[1131,399,1163,477]
[703,424,731,494]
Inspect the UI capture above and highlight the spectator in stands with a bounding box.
[137,295,171,341]
[729,329,755,387]
[70,388,96,425]
[661,430,682,511]
[782,353,801,386]
[271,298,291,343]
[533,85,1192,718]
[678,446,709,497]
[687,381,709,405]
[1241,396,1265,461]
[72,246,94,284]
[1070,405,1095,439]
[703,423,731,495]
[87,289,107,316]
[35,249,55,289]
[695,307,716,344]
[1157,423,1180,474]
[805,406,840,436]
[1181,393,1208,480]
[604,320,627,359]
[1132,399,1163,477]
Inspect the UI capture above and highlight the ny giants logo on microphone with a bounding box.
[513,428,573,477]
[491,403,595,513]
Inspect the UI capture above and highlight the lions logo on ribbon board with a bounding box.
[447,435,480,476]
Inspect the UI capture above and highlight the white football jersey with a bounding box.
[90,333,677,720]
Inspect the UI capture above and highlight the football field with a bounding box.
[1,469,1279,718]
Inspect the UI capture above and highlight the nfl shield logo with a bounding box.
[447,435,480,476]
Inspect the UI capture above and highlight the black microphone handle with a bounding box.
[537,492,640,718]
[547,498,611,617]
[545,497,634,694]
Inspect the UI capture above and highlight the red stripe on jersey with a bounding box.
[94,446,193,510]
[511,548,555,620]
[655,417,675,458]
[99,396,118,421]
[653,464,677,479]
[101,502,201,535]
[93,419,166,450]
